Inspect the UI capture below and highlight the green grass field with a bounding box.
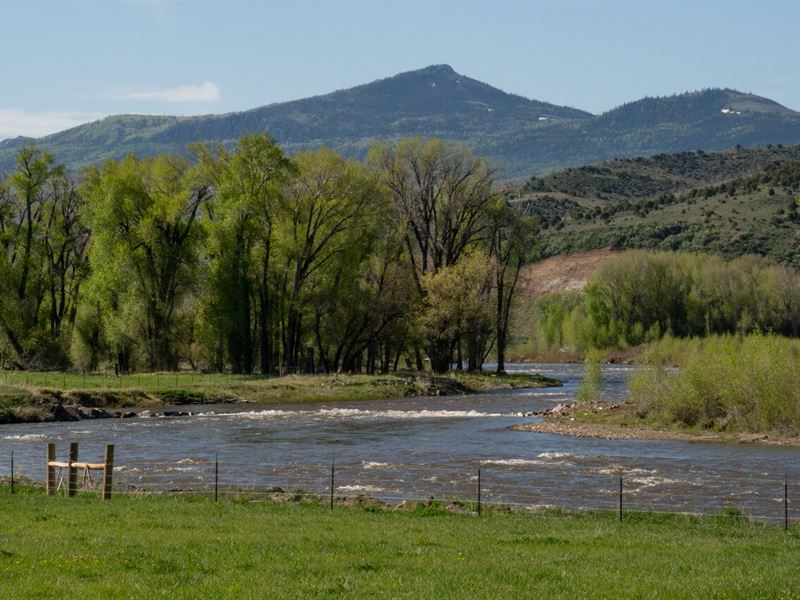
[1,486,798,598]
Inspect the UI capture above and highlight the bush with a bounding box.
[576,348,603,403]
[629,334,800,433]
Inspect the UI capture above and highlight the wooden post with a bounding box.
[68,442,79,497]
[477,468,481,516]
[46,443,56,496]
[102,444,115,500]
[785,474,789,532]
[330,457,335,510]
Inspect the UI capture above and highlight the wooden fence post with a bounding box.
[68,442,79,497]
[477,468,481,516]
[102,444,115,500]
[330,457,335,510]
[46,443,56,496]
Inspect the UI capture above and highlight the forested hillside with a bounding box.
[0,65,588,177]
[3,66,800,178]
[518,145,800,268]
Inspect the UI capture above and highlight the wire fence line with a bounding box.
[5,450,797,528]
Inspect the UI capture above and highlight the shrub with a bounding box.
[629,334,800,433]
[576,348,603,403]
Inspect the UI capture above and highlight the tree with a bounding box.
[276,149,383,373]
[486,199,537,373]
[369,138,496,372]
[83,154,211,371]
[417,254,493,374]
[0,145,87,368]
[195,135,292,373]
[576,348,603,403]
[310,219,415,374]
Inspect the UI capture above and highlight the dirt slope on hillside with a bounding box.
[520,249,619,297]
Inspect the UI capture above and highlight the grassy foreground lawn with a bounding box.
[1,487,798,598]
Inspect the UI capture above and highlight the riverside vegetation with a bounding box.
[0,135,556,421]
[509,248,800,440]
[516,250,800,361]
[1,485,798,598]
[0,370,560,423]
[521,334,800,444]
[629,334,800,434]
[0,136,533,378]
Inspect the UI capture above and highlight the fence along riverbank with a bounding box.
[2,445,796,529]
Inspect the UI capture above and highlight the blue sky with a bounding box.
[0,0,797,140]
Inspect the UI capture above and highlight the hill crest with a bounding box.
[2,66,800,177]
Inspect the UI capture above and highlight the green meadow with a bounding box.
[0,486,798,598]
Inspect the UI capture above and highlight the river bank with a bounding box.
[0,370,562,424]
[513,401,800,447]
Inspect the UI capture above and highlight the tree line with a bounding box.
[0,136,535,374]
[527,251,800,357]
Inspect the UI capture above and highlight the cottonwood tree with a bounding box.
[276,149,383,373]
[310,214,415,374]
[486,200,537,374]
[195,135,292,373]
[369,137,496,373]
[0,146,88,368]
[83,154,211,371]
[417,253,494,374]
[0,138,542,376]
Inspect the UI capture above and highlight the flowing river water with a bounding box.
[2,364,798,522]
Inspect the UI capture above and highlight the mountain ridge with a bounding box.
[2,65,800,177]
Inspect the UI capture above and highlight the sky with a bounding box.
[0,0,798,140]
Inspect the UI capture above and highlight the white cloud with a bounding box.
[0,109,102,140]
[111,81,221,103]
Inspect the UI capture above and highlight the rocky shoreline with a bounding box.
[512,401,800,447]
[0,386,241,424]
[4,401,206,424]
[50,405,198,421]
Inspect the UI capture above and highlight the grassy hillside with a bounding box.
[518,145,800,267]
[1,487,797,598]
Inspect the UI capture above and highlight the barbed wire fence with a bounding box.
[3,448,796,530]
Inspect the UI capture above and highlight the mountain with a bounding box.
[479,89,800,174]
[2,66,800,178]
[516,144,800,268]
[0,65,588,175]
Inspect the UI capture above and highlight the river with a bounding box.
[2,364,798,522]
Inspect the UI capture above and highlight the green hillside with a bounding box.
[517,145,800,267]
[3,67,800,178]
[0,65,589,176]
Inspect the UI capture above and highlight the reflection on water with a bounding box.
[2,364,798,522]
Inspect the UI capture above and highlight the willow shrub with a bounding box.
[576,348,603,403]
[629,334,800,433]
